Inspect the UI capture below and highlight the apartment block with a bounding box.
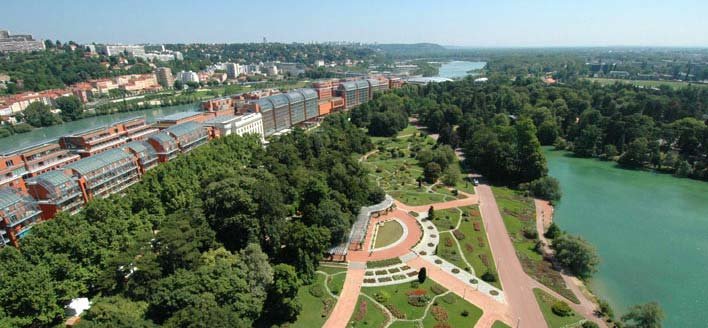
[0,188,42,247]
[16,142,80,177]
[165,122,209,154]
[154,111,206,129]
[64,149,140,201]
[0,30,45,53]
[202,113,264,141]
[122,141,158,174]
[0,154,27,191]
[27,170,84,219]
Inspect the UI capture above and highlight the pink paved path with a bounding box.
[395,190,479,213]
[348,209,422,262]
[322,267,365,328]
[477,184,547,328]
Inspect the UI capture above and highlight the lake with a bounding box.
[545,148,708,327]
[437,61,486,79]
[0,103,199,154]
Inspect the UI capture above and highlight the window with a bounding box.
[5,159,14,167]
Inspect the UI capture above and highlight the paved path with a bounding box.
[394,190,479,213]
[348,209,422,262]
[535,200,607,328]
[406,256,513,326]
[476,184,547,328]
[323,266,366,328]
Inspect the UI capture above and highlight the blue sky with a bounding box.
[2,0,707,47]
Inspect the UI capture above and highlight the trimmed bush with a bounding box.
[461,309,470,317]
[431,284,447,295]
[453,230,465,240]
[309,285,324,298]
[551,301,573,317]
[481,271,497,282]
[374,291,391,303]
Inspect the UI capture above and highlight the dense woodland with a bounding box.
[0,114,383,327]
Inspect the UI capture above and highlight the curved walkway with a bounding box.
[535,199,607,328]
[348,209,422,262]
[323,267,365,328]
[394,190,479,213]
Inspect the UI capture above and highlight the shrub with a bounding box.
[551,301,573,317]
[418,267,427,283]
[444,237,454,247]
[465,243,474,253]
[452,230,465,240]
[481,271,496,282]
[473,222,481,231]
[461,309,470,317]
[479,254,489,266]
[441,293,456,304]
[451,268,460,274]
[354,300,368,321]
[364,278,376,283]
[523,228,538,239]
[431,284,447,295]
[434,323,452,328]
[309,285,324,298]
[469,279,478,284]
[431,306,449,321]
[374,291,391,303]
[581,322,600,328]
[407,294,431,307]
[525,176,562,202]
[385,303,406,319]
[544,222,561,239]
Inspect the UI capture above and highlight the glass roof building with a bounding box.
[165,122,208,154]
[267,94,291,132]
[27,170,84,219]
[0,187,42,247]
[297,88,319,119]
[284,91,306,125]
[123,141,158,174]
[256,98,276,136]
[65,148,140,200]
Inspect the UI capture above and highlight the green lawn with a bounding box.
[364,126,465,206]
[456,206,501,289]
[421,293,483,328]
[493,187,578,303]
[431,208,461,231]
[348,296,389,328]
[361,280,445,320]
[318,265,348,275]
[492,320,512,328]
[533,289,584,328]
[437,232,471,272]
[288,273,336,328]
[374,220,404,249]
[362,280,483,328]
[583,77,708,90]
[328,272,347,296]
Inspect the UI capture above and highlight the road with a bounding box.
[476,184,548,328]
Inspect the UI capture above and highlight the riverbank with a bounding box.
[546,148,708,327]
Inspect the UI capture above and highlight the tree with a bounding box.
[551,234,599,279]
[21,102,62,127]
[526,176,562,202]
[76,296,155,328]
[621,302,664,328]
[441,164,461,186]
[423,162,442,183]
[173,80,184,90]
[428,206,435,220]
[619,137,649,168]
[418,267,427,283]
[263,264,302,323]
[515,118,548,182]
[55,95,83,121]
[544,223,561,239]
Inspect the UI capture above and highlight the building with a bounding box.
[201,97,235,115]
[60,124,129,158]
[123,117,159,141]
[0,30,45,53]
[178,71,200,84]
[313,80,335,100]
[14,142,81,178]
[405,77,453,85]
[337,81,358,109]
[165,122,209,154]
[147,132,180,163]
[609,71,630,78]
[284,91,306,126]
[366,78,380,98]
[119,74,160,93]
[96,44,146,57]
[122,142,158,174]
[64,149,140,201]
[225,63,240,79]
[202,113,264,141]
[27,170,84,219]
[268,94,292,132]
[154,111,206,129]
[297,88,319,120]
[0,188,42,247]
[0,153,27,192]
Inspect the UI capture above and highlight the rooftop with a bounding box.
[267,94,289,108]
[66,149,132,176]
[166,122,203,138]
[28,170,74,191]
[296,88,318,100]
[0,187,27,210]
[157,111,202,122]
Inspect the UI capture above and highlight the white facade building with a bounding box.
[178,71,200,83]
[202,113,264,141]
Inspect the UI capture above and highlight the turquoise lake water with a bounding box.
[545,149,708,327]
[437,61,486,79]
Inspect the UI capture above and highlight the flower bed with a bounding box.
[431,306,449,321]
[453,230,465,240]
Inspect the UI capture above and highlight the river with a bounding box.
[545,149,708,327]
[0,103,199,154]
[437,61,486,79]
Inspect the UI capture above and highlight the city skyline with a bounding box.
[2,0,708,47]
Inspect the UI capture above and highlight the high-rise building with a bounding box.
[178,71,199,83]
[225,63,238,79]
[0,30,45,53]
[95,44,145,56]
[156,67,175,88]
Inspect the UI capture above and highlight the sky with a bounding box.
[2,0,707,47]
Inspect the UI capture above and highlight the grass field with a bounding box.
[348,296,389,328]
[289,273,337,328]
[437,232,470,271]
[583,77,708,89]
[533,289,583,328]
[328,272,347,296]
[363,125,471,206]
[374,220,404,249]
[431,208,461,231]
[492,187,578,303]
[456,206,501,289]
[492,320,512,328]
[361,280,483,328]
